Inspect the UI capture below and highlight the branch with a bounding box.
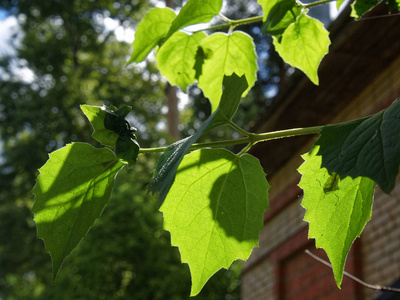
[187,0,337,34]
[305,250,400,293]
[303,0,337,8]
[139,137,249,154]
[139,125,322,154]
[250,126,322,145]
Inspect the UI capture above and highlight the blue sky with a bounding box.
[0,9,4,161]
[0,9,19,57]
[0,9,7,20]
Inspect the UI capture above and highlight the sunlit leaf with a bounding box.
[337,0,346,10]
[161,149,269,296]
[128,7,176,64]
[273,13,330,85]
[198,31,257,111]
[350,0,381,18]
[156,31,207,91]
[80,105,118,148]
[298,145,375,286]
[32,143,124,278]
[166,0,223,38]
[148,74,247,206]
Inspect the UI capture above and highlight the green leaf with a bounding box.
[259,0,302,39]
[115,136,140,165]
[160,149,269,296]
[273,13,330,85]
[81,105,140,164]
[298,146,375,286]
[112,105,132,119]
[350,0,381,18]
[210,73,248,127]
[32,143,124,279]
[259,0,283,21]
[198,31,257,111]
[80,105,119,148]
[127,7,176,64]
[337,0,346,10]
[104,107,140,164]
[148,129,212,207]
[148,74,248,205]
[262,0,302,38]
[316,99,400,194]
[156,31,207,92]
[148,137,188,194]
[103,107,136,138]
[166,0,223,39]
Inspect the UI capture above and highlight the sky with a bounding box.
[0,10,19,57]
[0,12,36,83]
[0,8,135,56]
[0,9,10,163]
[0,10,5,162]
[0,8,136,83]
[0,9,7,19]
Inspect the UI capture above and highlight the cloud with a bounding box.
[0,16,35,83]
[0,15,19,57]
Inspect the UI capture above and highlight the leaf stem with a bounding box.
[228,120,251,137]
[250,125,322,145]
[218,13,232,23]
[192,137,250,151]
[191,16,264,33]
[229,16,264,26]
[238,143,253,156]
[139,125,322,154]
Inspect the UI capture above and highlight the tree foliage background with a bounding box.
[3,0,399,297]
[0,0,287,298]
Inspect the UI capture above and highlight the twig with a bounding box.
[356,12,400,21]
[305,250,400,293]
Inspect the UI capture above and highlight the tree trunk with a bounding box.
[165,0,181,140]
[166,84,180,139]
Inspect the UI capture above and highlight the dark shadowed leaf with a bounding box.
[316,99,400,194]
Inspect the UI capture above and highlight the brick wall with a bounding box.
[242,259,275,299]
[276,239,362,300]
[241,38,400,300]
[361,182,400,299]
